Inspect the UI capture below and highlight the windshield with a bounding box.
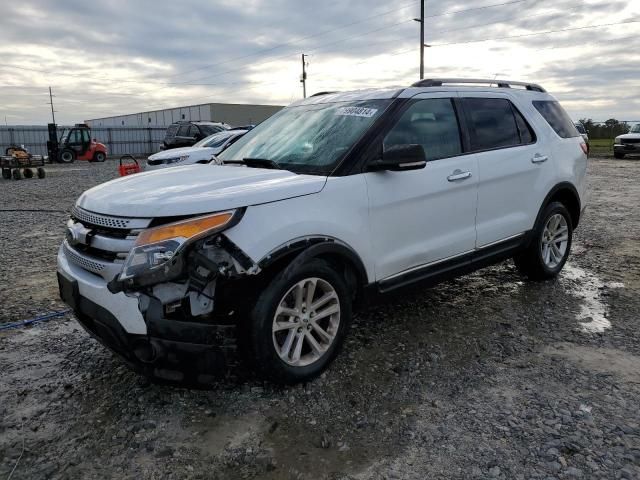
[631,124,640,134]
[195,131,232,148]
[217,100,392,174]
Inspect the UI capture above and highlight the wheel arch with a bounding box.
[258,238,369,303]
[537,182,582,229]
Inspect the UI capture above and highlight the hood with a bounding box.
[618,132,640,140]
[148,146,214,161]
[76,165,327,217]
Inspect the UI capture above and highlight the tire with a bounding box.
[246,258,352,384]
[59,149,76,163]
[2,168,10,180]
[12,169,22,180]
[93,151,106,162]
[23,168,33,179]
[614,152,625,159]
[37,167,46,179]
[514,201,573,280]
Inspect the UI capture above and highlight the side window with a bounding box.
[81,129,91,143]
[513,107,535,144]
[533,100,580,138]
[69,129,82,144]
[177,125,190,137]
[384,98,462,161]
[188,125,199,138]
[463,98,521,151]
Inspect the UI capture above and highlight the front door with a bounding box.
[364,94,479,281]
[66,128,90,156]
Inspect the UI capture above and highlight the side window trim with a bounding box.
[509,102,537,145]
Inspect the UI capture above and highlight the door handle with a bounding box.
[531,154,548,163]
[447,170,472,182]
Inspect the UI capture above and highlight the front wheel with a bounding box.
[246,259,351,384]
[515,202,573,280]
[59,149,76,163]
[614,152,625,159]
[1,168,10,180]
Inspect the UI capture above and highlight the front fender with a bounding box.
[224,175,375,283]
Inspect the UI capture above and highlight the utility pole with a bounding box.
[300,54,309,98]
[414,1,426,79]
[48,86,56,125]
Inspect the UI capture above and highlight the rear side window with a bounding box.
[201,125,225,136]
[463,98,531,151]
[177,125,190,136]
[533,101,579,138]
[165,124,178,139]
[384,98,462,161]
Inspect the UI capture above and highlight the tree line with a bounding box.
[577,118,632,139]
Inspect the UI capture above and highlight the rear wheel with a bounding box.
[59,149,75,163]
[23,168,33,178]
[12,169,22,180]
[514,202,572,280]
[2,168,10,180]
[247,259,351,384]
[37,167,46,179]
[614,152,625,159]
[93,151,106,162]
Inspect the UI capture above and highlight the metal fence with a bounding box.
[0,125,168,157]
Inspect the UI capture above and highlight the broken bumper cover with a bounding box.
[57,247,236,383]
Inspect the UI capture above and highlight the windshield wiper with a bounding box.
[241,158,282,170]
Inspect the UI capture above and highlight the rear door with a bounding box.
[174,124,192,147]
[461,95,552,247]
[365,93,479,281]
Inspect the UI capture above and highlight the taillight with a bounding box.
[580,143,589,155]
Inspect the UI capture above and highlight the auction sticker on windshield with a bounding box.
[335,106,379,118]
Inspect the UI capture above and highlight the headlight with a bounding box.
[119,211,236,281]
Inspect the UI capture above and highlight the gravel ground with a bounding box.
[1,158,639,480]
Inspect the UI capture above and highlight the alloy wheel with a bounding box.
[540,213,569,268]
[272,277,341,367]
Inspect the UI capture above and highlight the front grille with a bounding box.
[65,207,152,279]
[72,206,131,229]
[64,242,107,274]
[622,139,640,144]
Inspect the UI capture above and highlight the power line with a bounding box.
[0,0,529,90]
[169,0,529,84]
[430,19,640,46]
[163,0,422,79]
[311,0,590,60]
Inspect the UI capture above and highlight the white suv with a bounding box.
[57,79,588,384]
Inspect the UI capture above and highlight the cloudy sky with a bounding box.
[0,0,638,124]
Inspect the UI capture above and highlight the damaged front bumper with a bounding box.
[57,244,239,384]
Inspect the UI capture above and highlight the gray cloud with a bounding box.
[0,0,637,123]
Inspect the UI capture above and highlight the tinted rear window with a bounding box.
[165,124,178,139]
[533,101,579,138]
[200,125,225,136]
[463,98,521,151]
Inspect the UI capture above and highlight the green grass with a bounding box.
[589,138,614,155]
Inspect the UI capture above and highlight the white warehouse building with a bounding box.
[86,102,284,128]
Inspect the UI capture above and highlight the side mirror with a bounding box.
[368,144,427,172]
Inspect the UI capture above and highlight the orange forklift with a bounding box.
[47,123,108,163]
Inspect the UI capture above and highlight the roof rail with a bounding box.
[310,91,339,97]
[411,78,546,93]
